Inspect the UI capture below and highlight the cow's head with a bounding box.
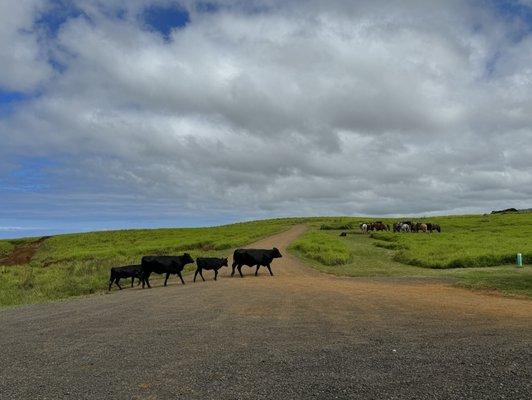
[182,253,194,264]
[272,247,282,258]
[221,257,229,267]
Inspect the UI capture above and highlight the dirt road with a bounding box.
[1,225,531,399]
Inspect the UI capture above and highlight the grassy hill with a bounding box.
[289,213,532,297]
[0,218,300,307]
[1,213,531,307]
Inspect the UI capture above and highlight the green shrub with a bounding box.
[289,231,352,265]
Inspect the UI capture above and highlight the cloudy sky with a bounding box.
[1,0,532,237]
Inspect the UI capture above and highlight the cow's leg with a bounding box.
[266,264,274,276]
[164,272,170,286]
[116,278,122,290]
[142,272,151,289]
[199,270,205,282]
[214,269,218,281]
[194,269,199,282]
[231,261,237,277]
[255,265,260,276]
[177,271,185,285]
[131,277,135,288]
[108,276,114,291]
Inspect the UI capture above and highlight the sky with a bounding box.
[1,0,532,238]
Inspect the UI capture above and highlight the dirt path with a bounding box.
[0,236,50,266]
[1,225,531,399]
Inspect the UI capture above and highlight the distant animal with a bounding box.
[411,222,420,233]
[194,257,228,282]
[340,232,348,237]
[400,223,411,233]
[431,223,441,233]
[108,265,142,291]
[394,222,402,233]
[231,248,282,277]
[360,223,368,234]
[372,221,389,231]
[140,253,195,288]
[419,223,428,233]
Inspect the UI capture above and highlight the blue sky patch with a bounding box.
[142,3,190,39]
[0,91,28,105]
[35,0,86,38]
[490,0,532,41]
[0,91,34,116]
[196,2,220,14]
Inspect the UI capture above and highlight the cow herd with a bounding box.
[108,247,282,291]
[358,221,442,234]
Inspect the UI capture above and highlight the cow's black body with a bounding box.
[231,248,282,277]
[194,257,228,282]
[108,265,142,291]
[141,254,194,288]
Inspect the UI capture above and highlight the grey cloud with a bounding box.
[1,0,532,227]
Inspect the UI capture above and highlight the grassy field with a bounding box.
[0,219,299,307]
[1,213,531,307]
[289,214,532,297]
[0,242,14,259]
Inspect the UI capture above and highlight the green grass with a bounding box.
[289,231,352,265]
[370,213,532,268]
[2,213,531,307]
[0,241,15,259]
[0,218,299,307]
[289,214,532,297]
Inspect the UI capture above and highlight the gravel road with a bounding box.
[1,225,531,399]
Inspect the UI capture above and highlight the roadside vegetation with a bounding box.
[1,213,531,307]
[0,219,299,307]
[0,241,15,259]
[289,213,532,297]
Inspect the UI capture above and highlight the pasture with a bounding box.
[1,213,531,307]
[0,218,299,307]
[289,213,532,297]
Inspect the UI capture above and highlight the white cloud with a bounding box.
[1,0,531,225]
[0,0,53,92]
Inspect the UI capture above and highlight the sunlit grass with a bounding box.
[289,213,532,297]
[0,218,300,307]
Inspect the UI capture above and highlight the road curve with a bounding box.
[1,224,531,399]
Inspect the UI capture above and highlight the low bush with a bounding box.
[289,231,352,265]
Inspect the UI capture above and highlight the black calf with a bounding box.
[108,265,142,291]
[194,257,228,282]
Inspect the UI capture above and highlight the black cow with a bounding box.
[231,248,282,277]
[108,264,142,291]
[141,253,195,288]
[194,257,228,282]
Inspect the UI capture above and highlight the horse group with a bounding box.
[359,221,441,234]
[394,221,441,233]
[360,221,390,233]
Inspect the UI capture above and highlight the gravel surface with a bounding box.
[1,225,531,399]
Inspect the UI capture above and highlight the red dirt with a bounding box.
[0,236,50,266]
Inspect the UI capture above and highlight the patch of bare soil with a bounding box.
[0,236,50,266]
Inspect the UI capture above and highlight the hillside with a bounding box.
[1,214,531,307]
